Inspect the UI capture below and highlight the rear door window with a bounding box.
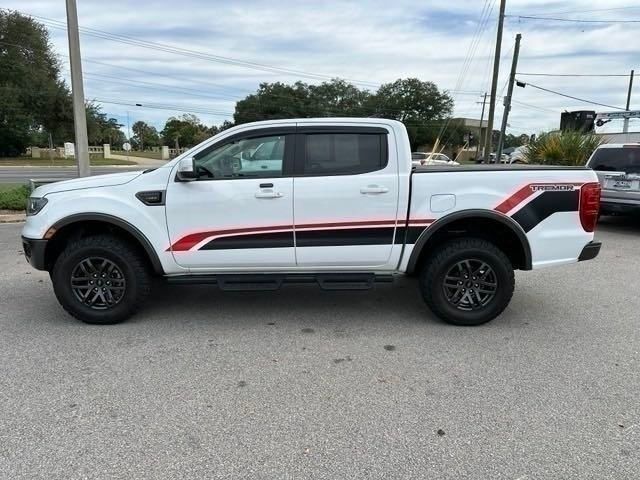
[589,147,640,174]
[301,133,387,176]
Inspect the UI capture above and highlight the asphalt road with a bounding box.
[1,218,639,479]
[0,166,145,184]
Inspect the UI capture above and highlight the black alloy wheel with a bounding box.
[70,257,126,310]
[442,259,498,311]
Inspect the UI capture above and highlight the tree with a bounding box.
[233,78,453,151]
[85,103,126,147]
[369,78,454,150]
[0,10,73,156]
[161,114,210,148]
[131,120,160,150]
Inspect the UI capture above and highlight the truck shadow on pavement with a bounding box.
[135,276,529,330]
[597,215,640,235]
[142,277,439,329]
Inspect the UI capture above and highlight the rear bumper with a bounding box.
[578,241,601,262]
[22,236,48,271]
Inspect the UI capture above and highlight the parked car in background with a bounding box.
[475,153,508,164]
[412,152,460,167]
[508,145,529,164]
[586,143,640,216]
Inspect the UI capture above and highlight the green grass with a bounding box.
[0,155,136,166]
[110,150,164,160]
[0,184,29,211]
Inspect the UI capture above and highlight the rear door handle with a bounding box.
[255,191,283,199]
[360,185,389,194]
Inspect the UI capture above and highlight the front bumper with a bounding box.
[22,236,48,271]
[578,241,601,262]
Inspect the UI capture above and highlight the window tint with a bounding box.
[303,133,386,175]
[194,135,285,178]
[589,147,640,174]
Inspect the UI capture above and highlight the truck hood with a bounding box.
[34,171,144,197]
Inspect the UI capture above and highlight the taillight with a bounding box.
[579,182,601,232]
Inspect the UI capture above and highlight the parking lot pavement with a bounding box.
[1,219,639,479]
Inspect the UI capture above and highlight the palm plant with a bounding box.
[524,130,605,166]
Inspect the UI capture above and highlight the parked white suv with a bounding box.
[586,143,640,215]
[22,118,602,326]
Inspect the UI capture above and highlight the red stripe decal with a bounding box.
[169,218,436,251]
[494,185,537,214]
[495,182,584,214]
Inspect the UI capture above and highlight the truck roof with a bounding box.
[224,117,405,129]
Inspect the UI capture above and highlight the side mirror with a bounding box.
[176,157,198,181]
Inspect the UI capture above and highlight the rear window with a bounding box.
[589,147,640,174]
[303,133,387,176]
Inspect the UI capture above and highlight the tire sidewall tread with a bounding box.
[52,235,152,325]
[419,238,515,326]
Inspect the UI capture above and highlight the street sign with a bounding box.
[122,142,132,151]
[596,110,640,120]
[64,142,75,158]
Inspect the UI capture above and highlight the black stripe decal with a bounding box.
[511,190,579,232]
[296,228,395,247]
[200,232,294,250]
[198,224,435,250]
[396,226,429,244]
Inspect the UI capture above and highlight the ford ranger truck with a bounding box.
[21,118,602,326]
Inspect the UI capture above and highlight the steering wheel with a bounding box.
[197,164,215,178]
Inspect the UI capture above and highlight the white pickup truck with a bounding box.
[21,118,602,326]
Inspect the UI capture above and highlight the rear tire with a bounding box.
[419,238,514,326]
[51,235,152,325]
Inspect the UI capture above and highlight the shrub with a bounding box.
[0,185,30,211]
[524,130,605,166]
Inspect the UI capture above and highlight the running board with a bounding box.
[166,273,393,291]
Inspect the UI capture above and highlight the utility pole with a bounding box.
[65,0,90,177]
[483,0,507,162]
[478,92,488,158]
[623,69,634,134]
[497,33,522,160]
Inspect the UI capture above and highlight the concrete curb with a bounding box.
[0,213,26,223]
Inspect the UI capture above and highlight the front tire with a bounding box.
[419,238,515,326]
[52,235,152,324]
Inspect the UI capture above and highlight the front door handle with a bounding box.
[255,191,283,199]
[360,185,389,194]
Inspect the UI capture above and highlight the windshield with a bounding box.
[589,147,640,174]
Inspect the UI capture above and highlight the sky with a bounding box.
[6,0,640,138]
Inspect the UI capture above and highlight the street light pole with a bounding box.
[65,0,90,177]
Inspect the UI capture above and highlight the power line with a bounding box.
[82,58,256,96]
[518,6,640,17]
[511,99,556,113]
[517,80,626,110]
[27,13,382,88]
[516,72,631,78]
[506,14,640,24]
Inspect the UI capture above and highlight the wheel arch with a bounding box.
[44,213,164,275]
[405,209,532,274]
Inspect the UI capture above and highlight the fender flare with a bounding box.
[405,209,532,274]
[50,213,164,275]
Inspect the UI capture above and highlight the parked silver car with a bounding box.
[586,143,640,215]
